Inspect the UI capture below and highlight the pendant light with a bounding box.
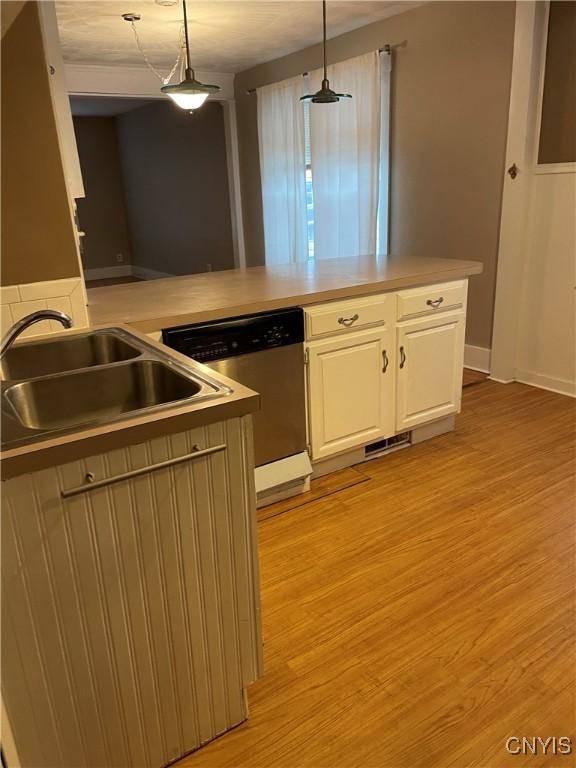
[161,0,220,110]
[301,0,351,104]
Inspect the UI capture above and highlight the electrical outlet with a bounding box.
[206,263,212,272]
[116,253,124,263]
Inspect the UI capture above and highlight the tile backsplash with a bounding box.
[0,278,88,339]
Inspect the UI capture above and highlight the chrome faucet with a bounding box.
[0,309,73,361]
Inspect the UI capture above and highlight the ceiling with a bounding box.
[56,1,419,74]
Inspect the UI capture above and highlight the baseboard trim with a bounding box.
[83,265,133,281]
[131,266,174,281]
[464,344,491,373]
[488,376,515,385]
[515,369,575,398]
[410,415,456,444]
[83,265,174,282]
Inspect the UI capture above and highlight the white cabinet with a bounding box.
[1,416,262,768]
[396,311,465,430]
[304,281,468,462]
[306,328,395,460]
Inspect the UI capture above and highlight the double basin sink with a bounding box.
[1,328,230,450]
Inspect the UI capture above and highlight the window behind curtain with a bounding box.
[258,50,391,265]
[303,96,315,259]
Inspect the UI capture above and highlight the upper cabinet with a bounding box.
[1,0,83,285]
[38,1,84,199]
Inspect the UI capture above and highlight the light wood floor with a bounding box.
[462,368,488,387]
[181,381,576,768]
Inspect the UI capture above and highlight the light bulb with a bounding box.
[166,91,209,110]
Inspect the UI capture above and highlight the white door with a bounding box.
[307,327,394,461]
[396,312,465,430]
[491,1,575,395]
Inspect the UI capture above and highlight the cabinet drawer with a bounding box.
[305,294,393,340]
[396,281,467,321]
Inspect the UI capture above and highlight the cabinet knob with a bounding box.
[426,297,444,308]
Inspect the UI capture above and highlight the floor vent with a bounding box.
[364,432,411,460]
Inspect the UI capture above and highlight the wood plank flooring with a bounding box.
[462,368,488,387]
[180,381,576,768]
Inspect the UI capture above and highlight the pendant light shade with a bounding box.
[301,0,352,104]
[161,68,219,109]
[161,0,220,110]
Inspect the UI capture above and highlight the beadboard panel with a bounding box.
[1,416,262,768]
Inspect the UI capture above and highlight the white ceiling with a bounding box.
[56,1,419,74]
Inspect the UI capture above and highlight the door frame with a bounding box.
[65,64,246,270]
[490,1,576,382]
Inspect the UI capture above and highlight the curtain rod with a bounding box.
[245,44,392,95]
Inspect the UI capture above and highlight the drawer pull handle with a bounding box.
[426,297,444,308]
[338,313,359,327]
[382,350,389,373]
[399,346,406,369]
[61,444,227,499]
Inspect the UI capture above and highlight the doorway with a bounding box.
[71,95,235,287]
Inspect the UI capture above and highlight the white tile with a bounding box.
[19,278,80,302]
[46,296,73,333]
[0,286,21,305]
[9,300,50,339]
[1,305,13,335]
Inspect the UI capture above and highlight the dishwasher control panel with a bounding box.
[162,308,304,362]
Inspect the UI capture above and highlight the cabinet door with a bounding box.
[1,417,262,768]
[307,328,394,461]
[396,312,465,430]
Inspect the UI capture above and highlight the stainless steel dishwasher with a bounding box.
[163,308,306,467]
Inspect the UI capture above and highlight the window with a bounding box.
[303,99,315,259]
[257,50,390,265]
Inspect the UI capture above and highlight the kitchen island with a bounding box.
[1,326,262,768]
[86,255,483,331]
[86,255,483,478]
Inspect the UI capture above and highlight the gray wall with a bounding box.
[117,100,234,276]
[234,1,515,349]
[74,116,133,270]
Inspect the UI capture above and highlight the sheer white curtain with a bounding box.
[257,76,308,264]
[377,50,392,258]
[309,51,382,260]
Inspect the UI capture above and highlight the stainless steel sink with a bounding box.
[0,331,140,380]
[5,360,205,431]
[1,327,231,450]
